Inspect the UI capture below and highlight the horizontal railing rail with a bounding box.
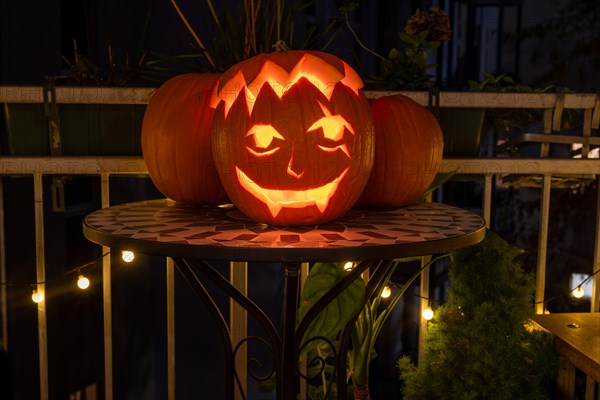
[1,85,598,109]
[0,155,597,176]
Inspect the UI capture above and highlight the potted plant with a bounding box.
[296,255,446,400]
[342,6,487,158]
[358,7,451,92]
[2,41,150,156]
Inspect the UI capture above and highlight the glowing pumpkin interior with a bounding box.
[212,52,374,225]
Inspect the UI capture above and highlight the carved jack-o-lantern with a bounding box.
[212,51,375,226]
[142,73,228,206]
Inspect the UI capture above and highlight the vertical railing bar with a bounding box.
[581,108,591,158]
[34,173,49,400]
[418,192,433,362]
[418,256,431,364]
[585,178,596,400]
[535,174,552,314]
[591,175,600,313]
[0,179,8,351]
[483,174,493,228]
[166,257,176,400]
[230,261,247,400]
[299,262,310,400]
[100,173,113,400]
[584,376,596,399]
[541,108,552,157]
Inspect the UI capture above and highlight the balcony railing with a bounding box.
[1,86,598,399]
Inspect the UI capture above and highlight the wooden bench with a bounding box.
[532,313,600,399]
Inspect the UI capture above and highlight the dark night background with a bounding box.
[0,0,598,399]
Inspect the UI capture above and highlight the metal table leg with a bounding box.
[172,258,396,399]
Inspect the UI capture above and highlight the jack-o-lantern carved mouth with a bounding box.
[235,167,349,218]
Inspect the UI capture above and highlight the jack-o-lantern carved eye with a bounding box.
[245,124,284,156]
[308,101,354,158]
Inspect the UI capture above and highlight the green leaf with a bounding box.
[501,75,515,84]
[415,30,429,42]
[398,31,417,45]
[256,374,276,393]
[418,172,456,202]
[482,72,496,82]
[468,80,482,89]
[298,262,366,355]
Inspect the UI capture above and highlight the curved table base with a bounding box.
[173,258,396,400]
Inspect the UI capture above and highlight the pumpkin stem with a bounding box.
[273,40,291,52]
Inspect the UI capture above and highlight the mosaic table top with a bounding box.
[83,199,486,263]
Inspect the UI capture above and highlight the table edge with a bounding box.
[83,220,486,263]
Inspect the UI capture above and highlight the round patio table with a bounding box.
[83,199,486,400]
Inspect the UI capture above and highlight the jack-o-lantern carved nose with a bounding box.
[286,143,305,179]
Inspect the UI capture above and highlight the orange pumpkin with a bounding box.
[357,94,443,208]
[211,50,375,226]
[142,73,228,205]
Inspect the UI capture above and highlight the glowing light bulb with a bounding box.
[32,290,44,303]
[381,286,392,299]
[572,286,585,299]
[77,275,90,290]
[422,307,434,321]
[122,250,135,263]
[343,262,353,271]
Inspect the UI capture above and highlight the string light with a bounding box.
[535,269,599,309]
[381,286,392,298]
[422,307,434,321]
[572,286,585,299]
[2,253,597,306]
[0,252,109,303]
[121,250,135,263]
[77,275,90,290]
[31,290,44,303]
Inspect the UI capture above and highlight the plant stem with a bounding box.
[317,346,327,398]
[353,383,370,400]
[350,255,450,397]
[251,0,260,54]
[205,0,221,27]
[276,0,282,41]
[244,0,251,58]
[169,0,217,70]
[373,255,448,340]
[343,13,386,62]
